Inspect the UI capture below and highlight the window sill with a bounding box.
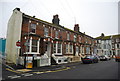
[30,32,36,34]
[24,52,40,54]
[54,53,62,55]
[65,52,73,54]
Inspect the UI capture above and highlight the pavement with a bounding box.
[5,61,82,73]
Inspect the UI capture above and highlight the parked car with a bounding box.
[115,54,120,62]
[81,55,99,64]
[99,55,111,61]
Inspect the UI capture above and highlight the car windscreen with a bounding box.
[85,56,92,59]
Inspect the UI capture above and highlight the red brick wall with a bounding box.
[20,16,95,56]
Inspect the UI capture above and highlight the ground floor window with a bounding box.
[53,43,62,55]
[58,43,62,53]
[32,40,37,52]
[82,46,84,54]
[70,45,73,53]
[86,47,90,54]
[117,50,120,55]
[66,44,69,53]
[75,46,79,56]
[25,37,40,54]
[66,44,73,54]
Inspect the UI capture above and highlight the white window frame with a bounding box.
[25,37,40,54]
[69,44,73,53]
[75,46,79,56]
[74,35,77,42]
[65,44,73,54]
[66,44,69,53]
[55,31,59,39]
[86,47,90,54]
[116,38,119,42]
[53,43,62,55]
[67,33,70,40]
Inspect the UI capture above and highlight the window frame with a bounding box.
[53,43,62,55]
[30,23,36,34]
[67,33,70,40]
[24,38,40,54]
[55,31,59,39]
[74,35,77,42]
[44,27,49,37]
[65,44,73,54]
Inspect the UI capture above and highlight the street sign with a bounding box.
[16,40,21,47]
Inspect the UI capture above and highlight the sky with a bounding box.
[0,0,119,38]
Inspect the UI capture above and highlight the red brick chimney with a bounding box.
[74,24,79,32]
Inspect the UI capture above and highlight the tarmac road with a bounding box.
[2,59,120,80]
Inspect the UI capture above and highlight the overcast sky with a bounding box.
[0,0,119,38]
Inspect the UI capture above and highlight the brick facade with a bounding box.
[6,8,97,66]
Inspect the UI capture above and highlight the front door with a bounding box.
[45,42,51,57]
[45,42,51,65]
[76,46,79,56]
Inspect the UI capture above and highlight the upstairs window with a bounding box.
[44,27,49,37]
[30,24,36,33]
[116,38,119,42]
[74,35,77,42]
[86,39,88,43]
[55,31,59,38]
[67,33,70,40]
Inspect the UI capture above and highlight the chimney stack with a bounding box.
[52,14,60,25]
[14,8,20,11]
[74,24,80,32]
[101,33,104,37]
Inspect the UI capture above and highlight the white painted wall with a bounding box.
[5,8,22,64]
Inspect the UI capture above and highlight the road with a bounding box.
[2,59,120,80]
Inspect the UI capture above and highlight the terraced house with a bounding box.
[111,34,120,56]
[6,8,96,68]
[96,33,120,57]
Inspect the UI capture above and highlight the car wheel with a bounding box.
[115,59,118,62]
[91,60,94,63]
[96,60,98,63]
